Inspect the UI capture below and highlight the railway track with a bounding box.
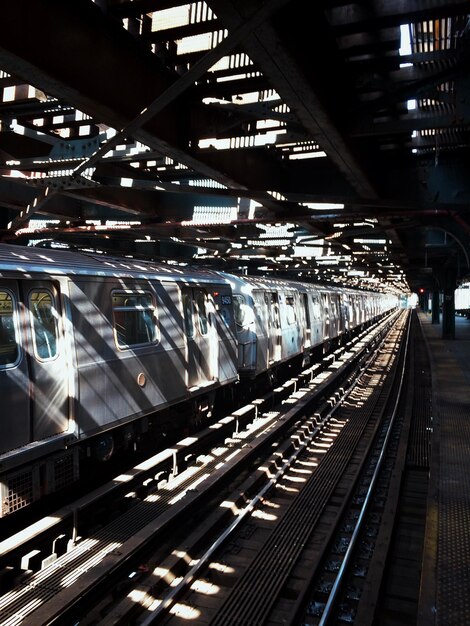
[0,312,402,625]
[153,310,411,626]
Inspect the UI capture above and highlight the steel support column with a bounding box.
[431,288,440,325]
[441,270,456,339]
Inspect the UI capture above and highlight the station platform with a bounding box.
[417,311,470,626]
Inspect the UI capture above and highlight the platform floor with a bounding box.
[417,311,470,626]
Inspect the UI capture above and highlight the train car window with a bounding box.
[29,289,59,361]
[233,295,245,326]
[233,295,255,328]
[182,291,195,337]
[112,291,158,348]
[195,289,208,335]
[0,290,19,367]
[219,293,232,327]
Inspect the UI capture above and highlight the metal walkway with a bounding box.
[418,312,470,626]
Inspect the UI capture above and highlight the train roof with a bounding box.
[0,245,397,298]
[219,271,379,297]
[0,244,230,285]
[219,272,304,293]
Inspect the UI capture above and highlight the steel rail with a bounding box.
[115,314,402,624]
[318,312,411,626]
[0,314,398,625]
[138,331,387,624]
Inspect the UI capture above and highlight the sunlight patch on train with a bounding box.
[69,286,188,425]
[72,331,151,419]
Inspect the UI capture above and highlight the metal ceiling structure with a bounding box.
[1,0,470,295]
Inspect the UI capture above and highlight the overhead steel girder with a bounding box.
[0,0,287,199]
[206,0,378,200]
[326,0,470,34]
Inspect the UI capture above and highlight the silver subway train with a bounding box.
[0,244,397,517]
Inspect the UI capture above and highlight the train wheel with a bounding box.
[91,434,115,463]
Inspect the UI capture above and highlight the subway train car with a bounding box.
[0,244,239,517]
[224,273,397,381]
[0,244,397,517]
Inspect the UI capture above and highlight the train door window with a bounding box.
[342,295,351,328]
[321,293,330,334]
[29,289,59,360]
[0,290,19,367]
[285,296,297,325]
[182,291,195,337]
[195,288,209,335]
[332,295,339,321]
[252,292,265,326]
[218,292,232,327]
[182,288,210,336]
[271,293,281,328]
[112,291,158,348]
[302,294,310,325]
[311,295,321,320]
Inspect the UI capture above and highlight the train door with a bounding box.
[0,281,30,453]
[321,292,330,339]
[0,280,69,454]
[301,292,311,348]
[342,293,350,333]
[311,293,323,346]
[182,287,214,388]
[23,281,69,440]
[331,293,340,338]
[267,291,281,364]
